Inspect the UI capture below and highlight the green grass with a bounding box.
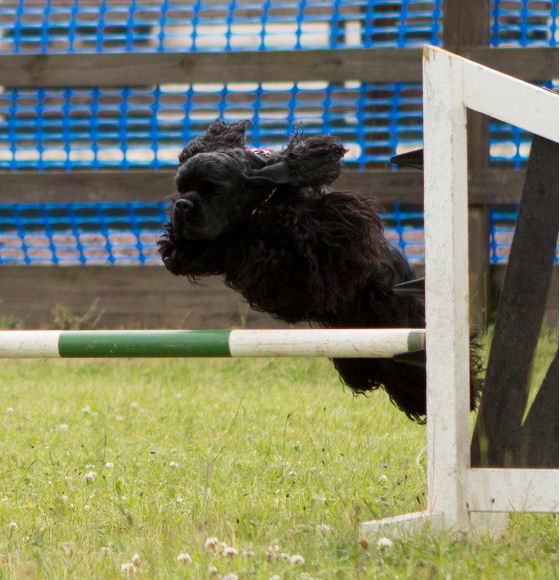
[0,356,557,579]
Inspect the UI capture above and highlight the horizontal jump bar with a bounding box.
[0,329,425,359]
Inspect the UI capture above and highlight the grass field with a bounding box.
[0,352,557,579]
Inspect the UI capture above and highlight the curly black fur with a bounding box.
[158,119,479,422]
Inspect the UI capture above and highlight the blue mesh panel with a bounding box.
[0,1,444,54]
[490,0,559,47]
[0,203,167,265]
[1,1,558,267]
[2,81,556,172]
[1,1,557,54]
[0,83,425,170]
[2,202,547,267]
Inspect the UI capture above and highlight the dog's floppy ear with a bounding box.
[247,134,347,187]
[178,119,251,164]
[243,161,291,185]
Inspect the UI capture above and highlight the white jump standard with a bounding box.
[359,45,559,538]
[0,329,425,359]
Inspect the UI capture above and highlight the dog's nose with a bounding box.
[175,198,194,212]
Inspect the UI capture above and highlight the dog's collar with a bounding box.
[245,147,272,164]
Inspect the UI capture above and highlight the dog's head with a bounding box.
[170,119,347,240]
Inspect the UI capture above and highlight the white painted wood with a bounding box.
[229,328,424,358]
[467,469,559,513]
[0,331,61,357]
[423,45,472,532]
[360,46,558,538]
[468,513,510,537]
[462,55,559,143]
[360,511,443,538]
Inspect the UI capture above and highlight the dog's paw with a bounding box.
[157,234,182,273]
[161,249,183,275]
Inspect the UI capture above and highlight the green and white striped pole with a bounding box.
[0,329,425,359]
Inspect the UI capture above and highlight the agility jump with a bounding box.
[0,328,424,359]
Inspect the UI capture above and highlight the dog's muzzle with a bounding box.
[172,193,211,239]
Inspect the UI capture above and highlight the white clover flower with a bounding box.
[82,405,92,414]
[131,553,141,567]
[84,471,97,481]
[208,565,219,577]
[115,415,124,422]
[266,542,280,560]
[85,464,95,469]
[378,474,388,483]
[58,424,69,432]
[6,407,14,414]
[175,497,183,504]
[100,546,110,555]
[290,554,305,566]
[84,504,91,511]
[60,495,69,502]
[288,470,297,477]
[223,546,238,558]
[222,574,239,580]
[105,462,114,469]
[204,537,220,551]
[270,576,281,580]
[279,552,290,561]
[316,523,331,533]
[120,562,135,575]
[130,402,140,410]
[169,461,179,468]
[241,549,254,557]
[8,521,17,529]
[377,537,393,551]
[216,541,229,555]
[176,552,192,564]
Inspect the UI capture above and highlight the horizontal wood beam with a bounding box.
[0,168,524,205]
[0,47,556,87]
[0,265,556,332]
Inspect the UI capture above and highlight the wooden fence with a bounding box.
[0,0,557,329]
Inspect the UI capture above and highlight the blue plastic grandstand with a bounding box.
[0,1,558,266]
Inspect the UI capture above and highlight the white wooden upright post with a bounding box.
[423,46,471,532]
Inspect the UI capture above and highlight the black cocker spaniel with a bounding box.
[158,119,478,422]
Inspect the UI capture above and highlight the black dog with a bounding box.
[158,119,445,421]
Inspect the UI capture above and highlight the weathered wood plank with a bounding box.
[0,49,424,86]
[0,168,526,205]
[521,351,559,468]
[0,264,556,333]
[443,0,489,51]
[0,47,556,87]
[461,47,559,82]
[468,206,490,330]
[471,135,559,467]
[443,0,491,332]
[0,266,290,330]
[466,468,559,513]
